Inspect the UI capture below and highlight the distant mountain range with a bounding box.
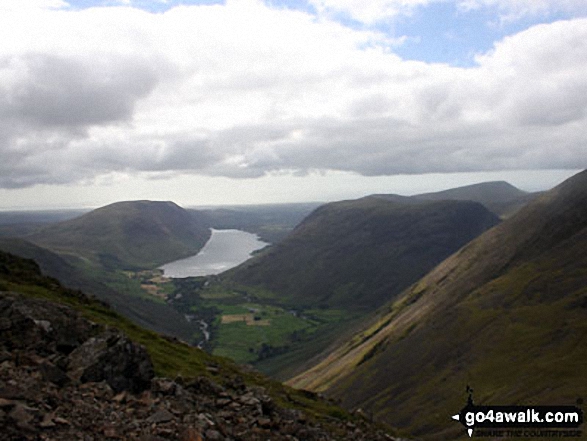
[226,196,500,312]
[196,202,322,243]
[26,200,210,270]
[290,170,587,438]
[372,180,539,218]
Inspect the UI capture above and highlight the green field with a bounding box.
[166,279,356,370]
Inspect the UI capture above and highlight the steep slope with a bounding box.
[227,197,500,311]
[0,237,204,342]
[27,200,211,269]
[0,250,400,440]
[290,170,587,438]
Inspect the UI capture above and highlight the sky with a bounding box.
[1,0,586,209]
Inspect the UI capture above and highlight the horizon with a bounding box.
[0,169,580,212]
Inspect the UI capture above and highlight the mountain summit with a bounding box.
[28,200,210,269]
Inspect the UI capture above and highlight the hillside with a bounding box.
[0,237,206,343]
[227,197,500,312]
[27,200,211,270]
[414,181,538,218]
[372,181,539,218]
[290,170,587,438]
[0,249,401,440]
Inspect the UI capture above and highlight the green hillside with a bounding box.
[290,170,587,438]
[227,197,500,312]
[0,237,205,343]
[27,200,210,270]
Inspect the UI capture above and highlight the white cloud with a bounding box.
[0,1,585,190]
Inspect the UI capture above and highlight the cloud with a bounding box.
[0,1,586,189]
[0,54,159,129]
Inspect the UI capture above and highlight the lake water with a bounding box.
[160,229,268,278]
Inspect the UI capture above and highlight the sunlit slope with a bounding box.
[290,170,587,439]
[28,200,210,269]
[228,197,499,311]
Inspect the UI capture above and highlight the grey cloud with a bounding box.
[1,9,586,191]
[0,53,159,129]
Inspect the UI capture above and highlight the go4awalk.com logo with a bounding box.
[452,387,584,438]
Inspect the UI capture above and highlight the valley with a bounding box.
[0,176,584,439]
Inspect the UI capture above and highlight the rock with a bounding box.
[40,361,69,387]
[39,412,56,428]
[0,293,95,356]
[0,292,400,441]
[112,391,127,404]
[151,377,177,395]
[147,408,174,424]
[0,398,16,408]
[67,330,154,393]
[9,403,34,430]
[204,429,223,440]
[257,417,272,428]
[54,416,70,425]
[102,425,120,438]
[181,428,203,441]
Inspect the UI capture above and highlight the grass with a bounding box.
[211,302,316,364]
[164,278,359,371]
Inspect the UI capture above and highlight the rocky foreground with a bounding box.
[0,292,401,441]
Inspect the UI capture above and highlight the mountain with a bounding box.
[290,170,587,438]
[0,250,401,440]
[27,200,211,270]
[413,181,539,218]
[227,196,500,312]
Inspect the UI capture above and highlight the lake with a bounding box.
[160,229,268,278]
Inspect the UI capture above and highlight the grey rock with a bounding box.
[147,408,175,424]
[67,330,154,393]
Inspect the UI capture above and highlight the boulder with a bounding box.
[67,330,154,393]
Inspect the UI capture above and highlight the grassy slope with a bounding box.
[227,197,500,312]
[27,200,211,270]
[289,170,587,438]
[0,237,203,343]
